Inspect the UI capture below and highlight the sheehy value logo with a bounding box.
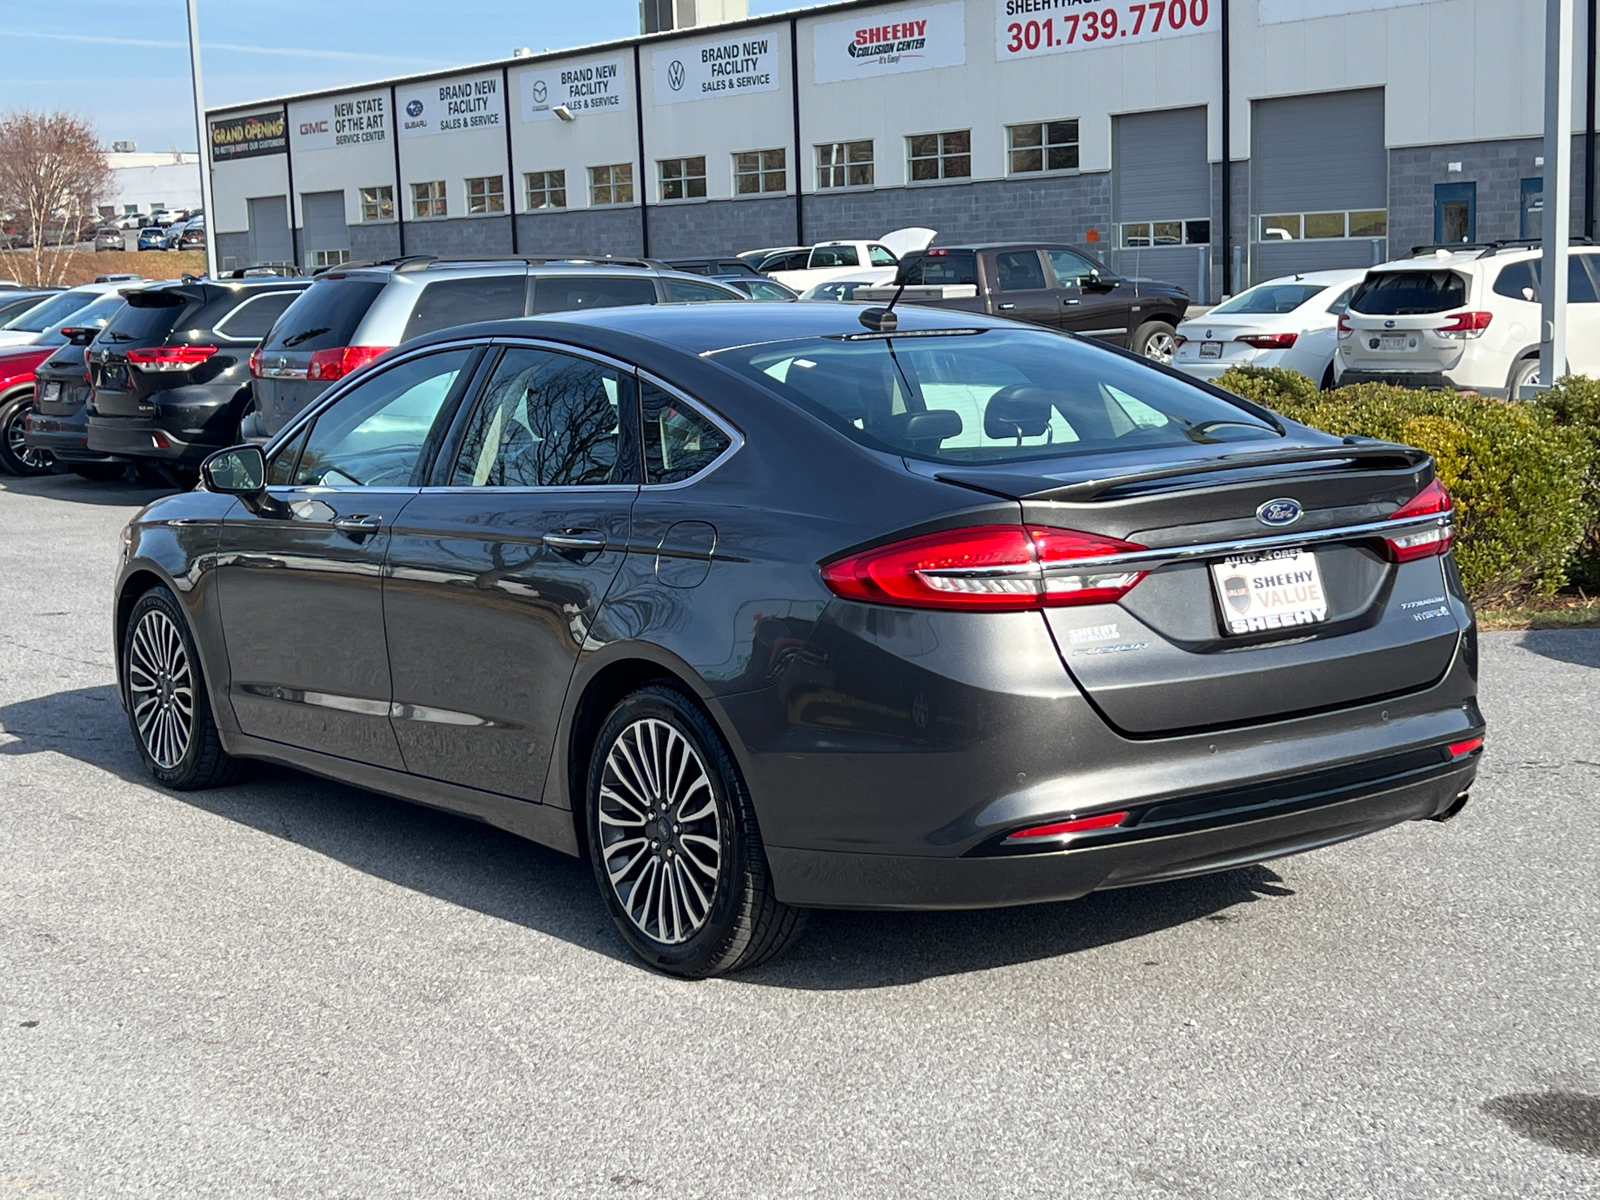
[1222,574,1252,614]
[667,60,686,90]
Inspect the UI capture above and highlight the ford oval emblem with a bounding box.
[1256,498,1303,527]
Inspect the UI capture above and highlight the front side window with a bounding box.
[1046,248,1101,286]
[816,140,873,189]
[466,175,505,215]
[590,163,635,206]
[412,180,447,219]
[525,170,567,210]
[734,148,786,195]
[868,245,898,267]
[360,186,394,221]
[450,348,628,488]
[908,130,971,182]
[293,348,473,487]
[658,156,707,202]
[642,383,731,484]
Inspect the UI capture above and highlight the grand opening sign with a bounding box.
[996,0,1215,59]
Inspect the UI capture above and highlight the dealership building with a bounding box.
[204,0,1593,300]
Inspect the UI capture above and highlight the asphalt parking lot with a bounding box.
[1,472,1597,1199]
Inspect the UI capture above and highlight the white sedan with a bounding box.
[1173,269,1368,389]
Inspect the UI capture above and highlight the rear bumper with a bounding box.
[86,415,210,463]
[24,411,129,464]
[1336,368,1453,389]
[769,754,1478,909]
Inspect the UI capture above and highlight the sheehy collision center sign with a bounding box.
[813,2,967,83]
[996,0,1215,58]
[293,91,388,151]
[653,32,782,105]
[521,57,628,121]
[395,74,505,139]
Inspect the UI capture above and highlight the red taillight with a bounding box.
[248,345,263,378]
[1436,311,1492,337]
[308,345,390,381]
[1005,811,1129,843]
[1384,479,1454,562]
[1237,332,1298,349]
[1336,314,1352,338]
[821,525,1147,612]
[1447,736,1483,757]
[125,344,218,373]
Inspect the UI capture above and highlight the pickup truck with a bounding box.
[855,243,1190,363]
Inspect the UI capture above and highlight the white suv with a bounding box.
[1336,243,1600,398]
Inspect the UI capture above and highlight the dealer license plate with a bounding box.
[100,362,127,389]
[1199,341,1223,359]
[1211,548,1328,636]
[1378,333,1410,352]
[41,381,60,402]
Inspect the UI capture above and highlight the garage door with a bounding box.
[247,195,293,266]
[1111,107,1211,300]
[1251,89,1386,281]
[301,190,350,266]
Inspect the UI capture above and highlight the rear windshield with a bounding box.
[1209,282,1329,315]
[530,275,658,314]
[2,289,100,333]
[99,290,196,344]
[897,250,978,286]
[263,278,384,353]
[712,327,1281,465]
[403,275,527,342]
[1349,270,1467,315]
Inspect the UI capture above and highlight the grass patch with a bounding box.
[1,249,206,287]
[1476,594,1600,631]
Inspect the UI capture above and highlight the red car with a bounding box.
[0,344,58,475]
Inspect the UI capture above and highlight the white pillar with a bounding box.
[187,0,219,279]
[1540,0,1575,388]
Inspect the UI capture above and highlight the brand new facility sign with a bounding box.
[293,91,388,152]
[396,74,505,139]
[1259,0,1448,21]
[653,31,782,105]
[813,1,966,83]
[521,57,629,121]
[210,109,286,161]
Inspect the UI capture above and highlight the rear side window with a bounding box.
[995,251,1048,291]
[263,278,384,352]
[642,383,732,484]
[665,279,740,303]
[898,250,977,286]
[810,246,860,268]
[403,275,527,341]
[759,250,809,272]
[1349,270,1467,315]
[530,275,658,313]
[100,291,194,344]
[3,289,100,333]
[1490,258,1600,304]
[214,291,300,341]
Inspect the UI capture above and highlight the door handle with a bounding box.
[332,514,383,541]
[542,531,607,553]
[1065,298,1081,305]
[998,303,1016,311]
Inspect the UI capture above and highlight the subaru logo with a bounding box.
[667,60,686,90]
[1256,498,1303,527]
[406,99,424,117]
[1384,319,1396,328]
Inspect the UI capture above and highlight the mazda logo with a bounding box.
[532,80,548,104]
[406,99,424,117]
[667,60,686,90]
[1256,498,1303,527]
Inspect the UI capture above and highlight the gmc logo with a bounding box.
[299,120,329,135]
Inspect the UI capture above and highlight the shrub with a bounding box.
[1212,367,1595,601]
[1531,375,1600,589]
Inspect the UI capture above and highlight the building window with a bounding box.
[734,148,786,195]
[590,163,634,206]
[412,180,447,219]
[525,171,567,210]
[360,186,394,222]
[1121,221,1212,248]
[312,249,352,268]
[466,175,505,215]
[1008,121,1079,174]
[907,130,971,182]
[123,204,140,215]
[816,140,873,189]
[658,156,707,202]
[1255,210,1388,241]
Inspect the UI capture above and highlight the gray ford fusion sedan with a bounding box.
[112,301,1483,977]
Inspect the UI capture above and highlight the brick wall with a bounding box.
[215,232,249,271]
[516,207,646,258]
[402,215,515,257]
[644,195,799,258]
[349,222,401,262]
[799,173,1113,248]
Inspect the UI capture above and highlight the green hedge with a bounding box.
[1213,366,1596,602]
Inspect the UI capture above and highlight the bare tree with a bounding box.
[0,110,114,287]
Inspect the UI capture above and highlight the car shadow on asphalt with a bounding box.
[0,684,1294,988]
[0,471,179,507]
[1516,629,1600,669]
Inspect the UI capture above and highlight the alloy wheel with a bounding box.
[3,404,52,472]
[127,608,196,770]
[1142,329,1177,364]
[597,717,723,945]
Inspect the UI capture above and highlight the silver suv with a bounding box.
[248,255,743,435]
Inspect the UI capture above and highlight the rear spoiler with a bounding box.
[935,442,1430,503]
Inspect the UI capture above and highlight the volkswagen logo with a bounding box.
[406,99,424,117]
[667,60,686,91]
[1256,498,1303,527]
[532,80,548,105]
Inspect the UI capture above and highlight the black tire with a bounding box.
[585,684,806,977]
[68,462,127,482]
[0,393,54,476]
[1131,320,1178,365]
[1507,356,1541,401]
[121,585,244,790]
[1320,363,1337,391]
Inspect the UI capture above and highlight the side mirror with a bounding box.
[201,444,287,516]
[62,327,97,346]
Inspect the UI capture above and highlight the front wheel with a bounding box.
[0,394,54,476]
[586,684,806,977]
[1132,320,1178,365]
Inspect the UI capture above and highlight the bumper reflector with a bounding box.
[1447,736,1483,757]
[1004,810,1129,843]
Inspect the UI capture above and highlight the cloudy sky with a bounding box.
[2,1,822,152]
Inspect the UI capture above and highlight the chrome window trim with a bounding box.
[212,289,305,343]
[635,368,745,491]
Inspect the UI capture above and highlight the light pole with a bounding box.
[1540,0,1574,390]
[186,0,219,278]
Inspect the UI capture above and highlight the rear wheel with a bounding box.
[0,394,53,476]
[69,463,127,482]
[1132,320,1178,365]
[586,684,806,977]
[1507,356,1541,400]
[1320,363,1337,391]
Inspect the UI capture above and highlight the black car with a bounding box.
[84,277,308,480]
[113,301,1481,978]
[26,296,143,481]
